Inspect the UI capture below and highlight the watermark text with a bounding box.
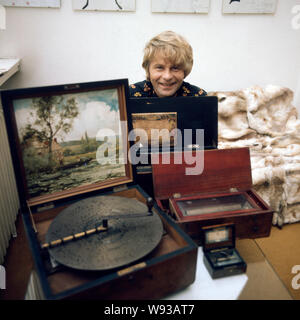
[291,265,300,290]
[96,124,205,175]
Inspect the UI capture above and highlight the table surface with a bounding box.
[164,238,293,300]
[26,239,292,300]
[164,247,248,300]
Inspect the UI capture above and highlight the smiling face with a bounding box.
[148,53,185,98]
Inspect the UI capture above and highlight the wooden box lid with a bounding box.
[151,147,252,199]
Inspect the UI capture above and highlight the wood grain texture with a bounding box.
[152,148,253,200]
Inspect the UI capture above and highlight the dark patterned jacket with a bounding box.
[129,80,207,98]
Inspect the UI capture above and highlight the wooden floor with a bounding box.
[0,213,33,300]
[255,222,300,300]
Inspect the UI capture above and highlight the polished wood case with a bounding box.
[1,79,198,300]
[22,185,197,300]
[151,147,273,245]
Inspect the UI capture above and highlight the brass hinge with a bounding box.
[172,193,182,199]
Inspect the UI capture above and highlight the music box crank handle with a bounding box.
[102,197,154,228]
[147,197,154,216]
[41,198,155,250]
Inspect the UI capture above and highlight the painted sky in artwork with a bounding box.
[13,88,121,143]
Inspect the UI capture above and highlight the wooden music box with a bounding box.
[151,147,273,245]
[202,223,247,279]
[1,78,198,300]
[127,96,218,198]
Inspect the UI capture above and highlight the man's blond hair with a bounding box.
[142,31,194,80]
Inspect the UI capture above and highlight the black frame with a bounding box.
[127,96,218,153]
[127,96,218,197]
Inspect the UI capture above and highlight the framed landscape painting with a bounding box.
[131,112,178,148]
[1,79,132,206]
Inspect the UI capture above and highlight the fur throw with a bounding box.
[209,85,300,226]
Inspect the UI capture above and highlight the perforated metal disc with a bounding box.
[45,196,163,271]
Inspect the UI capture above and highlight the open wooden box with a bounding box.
[1,78,197,300]
[201,223,247,279]
[23,185,197,299]
[127,96,218,198]
[151,147,273,245]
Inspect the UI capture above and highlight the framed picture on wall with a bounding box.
[72,0,136,12]
[152,0,210,14]
[0,0,60,7]
[222,0,277,14]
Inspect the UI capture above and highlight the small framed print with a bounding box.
[151,0,210,14]
[222,0,277,14]
[1,79,132,206]
[205,227,229,244]
[131,112,178,148]
[0,1,61,8]
[202,223,235,250]
[72,0,135,12]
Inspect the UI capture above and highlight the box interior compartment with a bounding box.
[26,186,196,299]
[151,148,273,243]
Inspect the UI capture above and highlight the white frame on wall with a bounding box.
[222,0,277,14]
[151,0,210,14]
[0,0,60,8]
[72,0,136,12]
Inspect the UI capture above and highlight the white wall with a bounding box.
[1,0,300,110]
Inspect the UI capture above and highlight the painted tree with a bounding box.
[23,95,79,165]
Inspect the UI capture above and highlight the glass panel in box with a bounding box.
[177,194,254,216]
